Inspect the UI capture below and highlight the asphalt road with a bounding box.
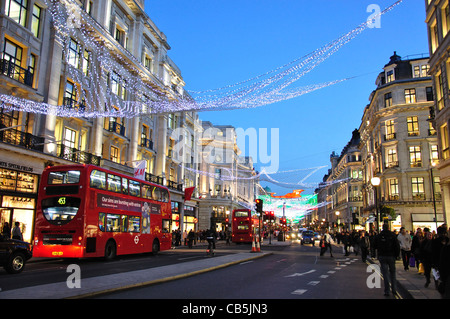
[98,242,391,300]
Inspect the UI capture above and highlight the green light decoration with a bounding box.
[257,193,318,222]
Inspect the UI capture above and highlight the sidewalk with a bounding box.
[384,258,441,299]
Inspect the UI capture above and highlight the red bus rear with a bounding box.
[33,164,172,259]
[231,209,259,243]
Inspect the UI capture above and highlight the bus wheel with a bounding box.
[104,240,117,261]
[152,239,160,255]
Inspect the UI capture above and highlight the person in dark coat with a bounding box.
[359,230,370,263]
[420,229,433,288]
[374,223,400,296]
[439,240,450,298]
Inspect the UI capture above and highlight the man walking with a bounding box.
[374,223,400,296]
[397,227,412,271]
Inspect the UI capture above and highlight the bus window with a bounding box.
[141,184,152,199]
[235,211,249,217]
[99,213,106,232]
[152,186,161,201]
[106,213,121,232]
[48,170,81,184]
[161,189,169,203]
[90,170,106,190]
[162,219,171,233]
[128,216,140,232]
[121,215,128,232]
[107,174,121,193]
[129,180,140,197]
[122,178,128,194]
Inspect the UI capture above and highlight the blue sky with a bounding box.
[145,0,429,195]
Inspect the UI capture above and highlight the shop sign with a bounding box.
[2,196,35,209]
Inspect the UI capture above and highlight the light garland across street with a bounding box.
[0,0,403,117]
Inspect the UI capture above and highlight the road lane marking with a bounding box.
[291,289,307,295]
[285,269,316,277]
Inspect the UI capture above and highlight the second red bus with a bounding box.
[231,209,259,243]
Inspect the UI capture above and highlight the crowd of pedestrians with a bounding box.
[329,223,450,298]
[171,228,232,248]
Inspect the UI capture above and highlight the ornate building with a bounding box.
[359,52,442,231]
[0,0,200,241]
[197,121,257,232]
[425,0,450,225]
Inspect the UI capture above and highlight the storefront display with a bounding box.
[0,167,38,243]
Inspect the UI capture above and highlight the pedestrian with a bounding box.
[397,227,412,271]
[412,228,424,269]
[420,229,433,288]
[431,227,448,289]
[2,222,11,239]
[342,231,350,256]
[225,229,231,245]
[359,230,370,262]
[374,223,400,296]
[439,237,450,298]
[369,230,377,259]
[11,222,23,241]
[187,229,195,248]
[322,229,333,257]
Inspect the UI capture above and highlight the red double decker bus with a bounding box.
[33,164,172,259]
[231,209,259,243]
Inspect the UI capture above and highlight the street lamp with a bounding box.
[371,177,381,232]
[335,211,340,233]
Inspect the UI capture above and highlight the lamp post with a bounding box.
[430,162,438,230]
[371,177,381,232]
[335,211,340,233]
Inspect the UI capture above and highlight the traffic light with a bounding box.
[269,211,275,221]
[255,199,263,214]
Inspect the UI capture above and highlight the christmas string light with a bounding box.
[0,0,402,117]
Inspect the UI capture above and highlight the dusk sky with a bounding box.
[146,0,429,195]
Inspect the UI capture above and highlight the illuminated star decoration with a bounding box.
[0,0,402,117]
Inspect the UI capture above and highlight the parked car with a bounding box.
[0,235,33,274]
[300,230,316,246]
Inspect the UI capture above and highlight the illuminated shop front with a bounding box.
[171,201,198,232]
[0,165,39,243]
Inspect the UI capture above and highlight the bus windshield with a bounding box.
[42,197,81,225]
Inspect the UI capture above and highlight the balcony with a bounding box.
[410,161,423,168]
[385,161,399,168]
[0,59,34,88]
[108,122,126,137]
[167,180,183,192]
[140,138,154,151]
[145,172,164,186]
[0,127,44,152]
[63,97,86,112]
[56,144,101,165]
[384,133,396,141]
[412,193,426,201]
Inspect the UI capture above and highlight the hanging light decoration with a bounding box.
[0,0,402,117]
